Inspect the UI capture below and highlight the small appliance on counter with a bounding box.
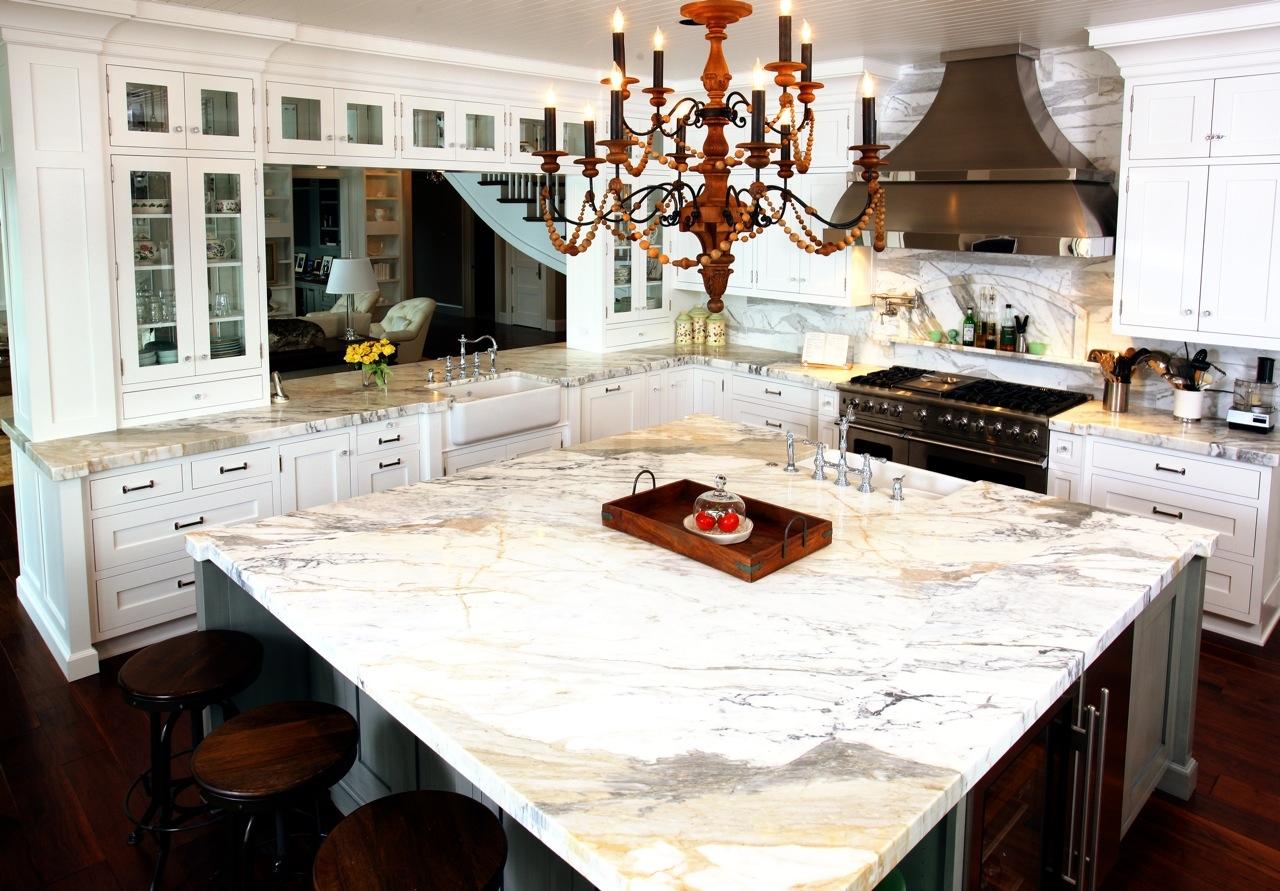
[1227,357,1277,433]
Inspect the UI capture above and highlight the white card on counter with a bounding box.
[801,332,851,368]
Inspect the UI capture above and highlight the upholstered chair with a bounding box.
[303,291,380,339]
[368,298,437,364]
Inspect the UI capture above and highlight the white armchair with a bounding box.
[370,297,436,364]
[303,291,380,339]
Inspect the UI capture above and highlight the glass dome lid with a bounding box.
[693,474,746,518]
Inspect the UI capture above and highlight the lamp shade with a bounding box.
[325,258,378,294]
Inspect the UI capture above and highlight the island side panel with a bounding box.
[1157,555,1205,801]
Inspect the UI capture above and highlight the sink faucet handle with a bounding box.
[487,346,497,372]
[891,475,906,502]
[811,442,828,481]
[783,431,798,473]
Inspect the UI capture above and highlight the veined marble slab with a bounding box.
[187,416,1213,891]
[3,343,864,481]
[1052,402,1280,467]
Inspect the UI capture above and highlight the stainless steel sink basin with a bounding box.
[431,373,562,445]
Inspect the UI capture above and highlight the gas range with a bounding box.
[835,367,1091,491]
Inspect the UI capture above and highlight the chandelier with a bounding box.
[533,0,889,314]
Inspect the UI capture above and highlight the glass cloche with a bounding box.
[694,475,746,520]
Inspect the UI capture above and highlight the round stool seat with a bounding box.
[313,790,508,891]
[192,701,358,809]
[119,630,262,710]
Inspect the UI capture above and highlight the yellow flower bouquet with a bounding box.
[345,338,396,392]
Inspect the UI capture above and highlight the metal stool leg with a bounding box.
[273,809,289,874]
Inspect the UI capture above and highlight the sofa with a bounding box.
[304,291,379,339]
[369,297,436,364]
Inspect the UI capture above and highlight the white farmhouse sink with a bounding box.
[832,457,969,499]
[433,374,562,445]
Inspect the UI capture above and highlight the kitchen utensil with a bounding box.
[1259,356,1276,384]
[1103,380,1129,412]
[1162,373,1187,390]
[1142,351,1172,377]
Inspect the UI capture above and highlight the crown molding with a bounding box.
[1090,2,1280,73]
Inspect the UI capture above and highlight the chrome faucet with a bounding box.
[459,335,499,375]
[811,442,828,481]
[890,476,906,502]
[832,416,852,488]
[857,453,887,494]
[783,432,799,473]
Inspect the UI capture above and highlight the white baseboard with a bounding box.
[94,615,199,662]
[16,574,99,681]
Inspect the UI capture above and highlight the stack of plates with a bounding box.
[210,336,243,359]
[146,340,178,365]
[139,349,158,367]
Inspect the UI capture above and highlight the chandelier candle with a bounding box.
[861,72,877,144]
[800,19,813,80]
[751,60,766,142]
[543,88,557,152]
[653,28,665,90]
[583,105,595,154]
[609,64,624,139]
[778,0,792,61]
[612,6,626,73]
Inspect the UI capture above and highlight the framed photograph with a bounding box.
[320,256,333,276]
[293,251,307,273]
[265,242,279,285]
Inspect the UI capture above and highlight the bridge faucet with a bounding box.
[459,335,499,374]
[783,432,799,473]
[832,416,852,488]
[857,453,887,495]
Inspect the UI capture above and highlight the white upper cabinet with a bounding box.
[107,66,254,153]
[267,82,334,155]
[1128,80,1214,160]
[807,104,852,169]
[1209,73,1280,157]
[455,101,506,163]
[1117,166,1207,332]
[1199,164,1280,340]
[401,95,455,162]
[335,89,396,159]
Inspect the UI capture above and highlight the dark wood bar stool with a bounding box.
[118,629,263,890]
[192,700,359,887]
[312,790,508,891]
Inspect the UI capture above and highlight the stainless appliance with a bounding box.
[1226,356,1277,433]
[836,366,1091,493]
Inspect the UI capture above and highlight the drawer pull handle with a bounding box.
[122,480,155,494]
[177,578,195,589]
[1152,506,1184,520]
[219,463,249,475]
[378,459,402,469]
[174,516,205,530]
[764,420,783,429]
[378,435,402,445]
[1155,463,1186,476]
[604,385,622,394]
[764,388,783,396]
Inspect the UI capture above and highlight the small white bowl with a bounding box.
[683,513,753,545]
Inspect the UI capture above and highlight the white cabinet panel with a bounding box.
[401,95,455,162]
[1204,554,1255,619]
[754,224,801,293]
[1199,164,1280,340]
[267,82,334,155]
[1128,80,1214,160]
[89,464,185,511]
[444,442,508,476]
[106,65,188,150]
[507,429,564,460]
[454,100,505,163]
[183,73,255,153]
[280,432,353,512]
[1117,166,1207,332]
[95,557,196,635]
[580,376,647,443]
[1090,439,1261,499]
[335,89,395,158]
[356,449,420,496]
[190,447,274,490]
[666,367,696,422]
[694,368,726,417]
[1047,469,1082,502]
[1210,73,1280,157]
[730,399,815,440]
[1088,473,1257,559]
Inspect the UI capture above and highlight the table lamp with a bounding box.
[325,257,378,342]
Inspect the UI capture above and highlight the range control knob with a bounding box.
[1025,428,1041,445]
[861,399,876,412]
[891,404,904,418]
[956,416,969,431]
[940,413,954,427]
[1009,425,1022,439]
[973,418,986,433]
[879,401,891,415]
[915,408,928,422]
[992,422,1004,438]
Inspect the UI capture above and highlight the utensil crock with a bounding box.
[1103,381,1129,413]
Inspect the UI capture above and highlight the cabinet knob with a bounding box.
[325,134,334,141]
[340,449,349,456]
[173,125,183,133]
[200,353,209,360]
[183,355,192,362]
[193,393,203,401]
[1182,308,1193,316]
[190,126,201,134]
[1202,309,1212,317]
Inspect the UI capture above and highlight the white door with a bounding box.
[801,175,849,299]
[672,224,703,289]
[509,105,547,167]
[646,373,664,426]
[694,368,726,417]
[808,105,852,169]
[509,249,545,328]
[267,82,333,155]
[401,95,456,161]
[112,155,198,385]
[1117,166,1208,332]
[107,65,187,150]
[357,451,420,495]
[1128,80,1214,160]
[184,73,255,153]
[580,377,647,442]
[1199,164,1280,340]
[280,433,353,511]
[335,89,396,159]
[1210,73,1280,157]
[455,101,505,164]
[754,223,801,293]
[664,368,696,421]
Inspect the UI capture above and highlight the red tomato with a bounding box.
[694,511,717,531]
[717,510,741,533]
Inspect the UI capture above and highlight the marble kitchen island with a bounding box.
[188,417,1213,891]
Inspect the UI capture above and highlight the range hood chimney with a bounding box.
[830,45,1116,257]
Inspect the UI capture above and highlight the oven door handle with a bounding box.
[907,432,1049,468]
[835,420,908,439]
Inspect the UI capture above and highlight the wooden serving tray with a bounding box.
[601,478,832,582]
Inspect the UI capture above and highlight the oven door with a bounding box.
[833,421,910,464]
[907,435,1048,493]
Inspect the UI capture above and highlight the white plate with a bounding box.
[682,513,753,545]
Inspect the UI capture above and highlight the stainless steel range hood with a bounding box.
[829,45,1116,257]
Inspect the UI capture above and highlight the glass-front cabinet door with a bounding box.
[608,188,672,322]
[112,156,196,384]
[510,105,546,167]
[188,159,262,374]
[401,95,455,161]
[267,81,333,155]
[107,65,188,150]
[455,100,504,163]
[183,73,255,153]
[335,89,396,159]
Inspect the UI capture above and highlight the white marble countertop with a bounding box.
[187,416,1213,891]
[1051,402,1280,467]
[4,343,871,481]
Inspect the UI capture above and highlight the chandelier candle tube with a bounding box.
[800,20,813,80]
[543,88,557,152]
[778,0,792,62]
[751,60,766,142]
[653,28,664,91]
[612,7,626,74]
[609,64,624,140]
[861,73,877,144]
[583,105,595,155]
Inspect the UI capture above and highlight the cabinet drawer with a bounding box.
[122,375,264,421]
[356,417,421,455]
[508,429,564,460]
[1049,431,1082,470]
[190,447,274,489]
[732,374,818,412]
[356,448,421,496]
[444,442,508,476]
[604,321,670,349]
[1089,473,1257,558]
[96,557,196,636]
[1204,554,1255,620]
[730,399,816,440]
[1091,441,1261,500]
[89,464,185,511]
[91,481,274,572]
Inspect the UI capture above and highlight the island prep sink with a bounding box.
[432,373,562,445]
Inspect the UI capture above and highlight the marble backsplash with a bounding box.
[723,46,1280,414]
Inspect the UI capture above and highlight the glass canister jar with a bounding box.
[689,306,710,344]
[674,311,693,346]
[706,311,727,347]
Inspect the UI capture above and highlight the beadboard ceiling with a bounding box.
[154,0,1259,73]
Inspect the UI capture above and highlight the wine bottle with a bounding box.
[961,306,976,347]
[983,292,997,350]
[1000,303,1017,352]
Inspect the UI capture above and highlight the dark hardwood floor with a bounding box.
[0,478,1276,889]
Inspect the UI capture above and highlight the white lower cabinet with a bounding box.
[357,449,421,495]
[96,557,198,636]
[644,368,697,426]
[579,374,648,443]
[443,428,565,476]
[1047,469,1082,502]
[730,399,815,439]
[694,368,726,417]
[280,432,353,511]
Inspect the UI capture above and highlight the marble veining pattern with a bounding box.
[1052,403,1280,467]
[187,416,1213,891]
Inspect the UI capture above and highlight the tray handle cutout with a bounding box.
[632,468,657,495]
[781,515,809,558]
